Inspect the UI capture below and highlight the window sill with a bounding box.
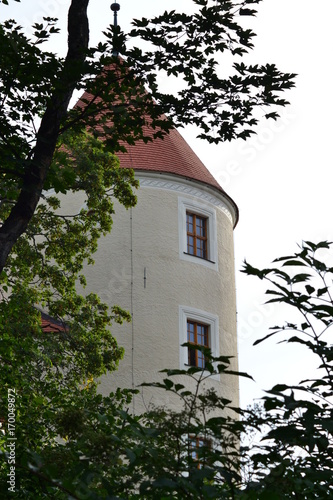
[184,364,220,380]
[183,252,215,265]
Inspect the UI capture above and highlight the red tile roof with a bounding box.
[116,124,223,190]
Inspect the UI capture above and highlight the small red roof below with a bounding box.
[41,312,66,333]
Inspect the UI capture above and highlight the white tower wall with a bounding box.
[65,172,239,413]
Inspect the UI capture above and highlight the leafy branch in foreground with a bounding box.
[1,242,332,498]
[0,130,137,496]
[0,0,296,271]
[241,240,333,498]
[1,350,248,498]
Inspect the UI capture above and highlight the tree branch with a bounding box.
[0,0,90,272]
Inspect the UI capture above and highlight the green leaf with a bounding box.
[224,369,254,380]
[152,477,177,489]
[125,448,137,464]
[174,383,185,391]
[270,384,289,392]
[304,240,332,251]
[253,331,278,346]
[281,260,306,266]
[305,284,315,295]
[291,273,312,283]
[311,304,333,315]
[239,8,257,16]
[163,378,174,390]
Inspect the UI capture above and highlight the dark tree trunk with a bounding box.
[0,0,90,272]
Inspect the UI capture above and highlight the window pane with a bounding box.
[186,214,193,233]
[188,347,196,366]
[196,217,206,237]
[202,240,207,259]
[197,352,205,368]
[190,438,198,460]
[197,324,204,345]
[196,239,204,257]
[187,321,195,343]
[187,235,194,255]
[204,329,209,346]
[197,325,209,346]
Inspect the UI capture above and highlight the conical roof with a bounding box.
[75,84,238,225]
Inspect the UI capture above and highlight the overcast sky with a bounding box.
[2,0,332,408]
[209,0,333,407]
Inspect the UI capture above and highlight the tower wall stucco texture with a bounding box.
[60,173,239,413]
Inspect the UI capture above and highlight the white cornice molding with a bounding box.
[136,172,236,226]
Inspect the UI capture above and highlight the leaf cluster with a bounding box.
[1,239,332,498]
[126,0,296,142]
[0,131,138,495]
[1,353,247,499]
[241,241,333,498]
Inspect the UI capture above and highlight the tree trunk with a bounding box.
[0,0,90,273]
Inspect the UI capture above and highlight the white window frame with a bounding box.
[179,306,220,380]
[178,197,218,271]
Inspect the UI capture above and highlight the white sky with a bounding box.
[2,0,333,408]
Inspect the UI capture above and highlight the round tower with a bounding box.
[79,124,239,413]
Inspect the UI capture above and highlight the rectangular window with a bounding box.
[179,306,219,380]
[186,212,207,259]
[187,320,209,368]
[179,198,218,270]
[189,436,211,469]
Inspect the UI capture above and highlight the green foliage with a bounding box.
[1,130,137,381]
[1,239,332,498]
[1,352,246,499]
[0,17,62,167]
[127,1,296,143]
[0,131,137,497]
[241,241,333,498]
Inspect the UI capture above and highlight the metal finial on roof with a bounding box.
[111,1,120,28]
[111,1,121,56]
